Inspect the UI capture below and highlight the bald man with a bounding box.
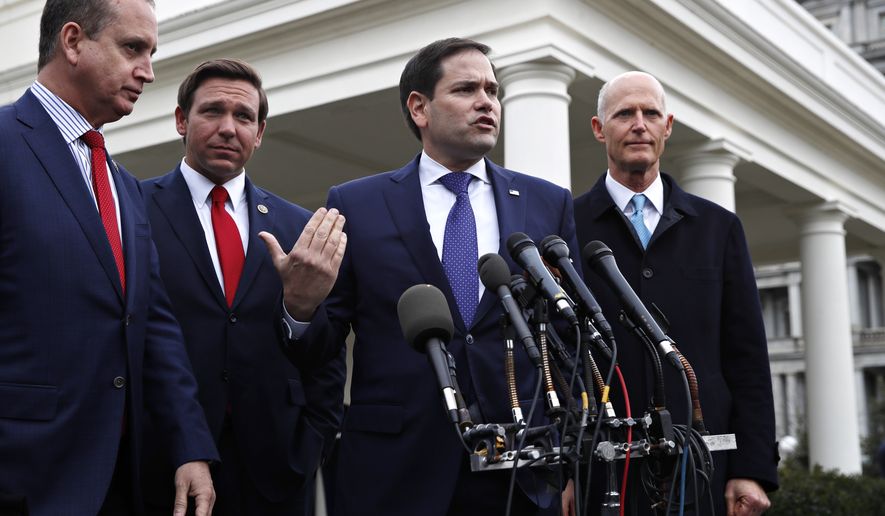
[573,71,778,515]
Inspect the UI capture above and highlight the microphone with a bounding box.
[582,241,683,371]
[506,232,578,326]
[478,253,542,368]
[398,284,461,423]
[540,235,615,346]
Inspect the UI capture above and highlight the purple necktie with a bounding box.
[439,172,478,328]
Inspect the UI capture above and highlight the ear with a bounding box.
[254,120,267,149]
[591,116,605,143]
[58,22,86,65]
[174,106,187,137]
[407,91,430,131]
[663,113,674,140]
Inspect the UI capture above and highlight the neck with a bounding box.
[610,166,659,193]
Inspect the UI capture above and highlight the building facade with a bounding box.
[3,0,885,480]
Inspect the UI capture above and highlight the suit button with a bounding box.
[124,314,131,326]
[228,313,237,324]
[465,334,474,345]
[642,267,654,279]
[113,376,126,389]
[221,370,230,382]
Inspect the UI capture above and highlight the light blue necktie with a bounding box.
[438,172,478,327]
[630,194,652,249]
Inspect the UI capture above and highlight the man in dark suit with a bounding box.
[323,38,579,516]
[141,59,346,515]
[573,71,778,515]
[0,1,218,515]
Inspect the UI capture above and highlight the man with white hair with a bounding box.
[574,71,778,515]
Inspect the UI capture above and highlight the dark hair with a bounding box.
[38,0,155,71]
[398,37,493,140]
[177,58,269,124]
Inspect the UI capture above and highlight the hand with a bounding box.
[561,478,576,516]
[726,478,770,516]
[259,207,347,321]
[173,461,215,516]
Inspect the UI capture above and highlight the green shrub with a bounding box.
[768,464,885,516]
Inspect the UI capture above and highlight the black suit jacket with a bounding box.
[140,168,344,512]
[574,172,778,514]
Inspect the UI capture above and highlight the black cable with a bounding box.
[505,368,544,516]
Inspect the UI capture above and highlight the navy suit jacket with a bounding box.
[574,173,778,514]
[140,168,344,510]
[324,155,579,516]
[0,91,217,515]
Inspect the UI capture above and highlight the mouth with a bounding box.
[211,145,239,154]
[472,115,497,129]
[122,87,142,99]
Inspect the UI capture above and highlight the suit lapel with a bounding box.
[473,160,526,326]
[110,159,137,306]
[151,168,228,308]
[17,93,124,301]
[382,157,462,328]
[232,180,273,309]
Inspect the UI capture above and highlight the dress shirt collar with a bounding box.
[605,170,664,215]
[419,151,489,187]
[179,158,247,211]
[30,81,99,143]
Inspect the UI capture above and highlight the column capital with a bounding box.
[668,138,752,165]
[793,201,857,236]
[497,61,576,106]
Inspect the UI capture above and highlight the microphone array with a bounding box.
[397,233,731,515]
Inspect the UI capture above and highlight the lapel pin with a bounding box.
[508,189,520,197]
[257,204,268,214]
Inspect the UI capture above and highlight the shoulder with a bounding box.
[253,184,313,220]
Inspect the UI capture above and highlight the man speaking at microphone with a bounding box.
[573,71,778,515]
[321,38,579,516]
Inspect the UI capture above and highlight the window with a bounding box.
[760,287,791,339]
[856,260,884,329]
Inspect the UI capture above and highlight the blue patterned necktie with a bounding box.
[630,194,652,249]
[438,172,478,327]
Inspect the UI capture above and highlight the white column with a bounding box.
[498,61,575,189]
[670,139,746,212]
[771,373,785,437]
[856,369,869,439]
[798,201,861,473]
[787,274,803,339]
[785,372,800,436]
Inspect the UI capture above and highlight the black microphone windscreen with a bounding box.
[397,284,454,353]
[478,253,511,291]
[540,235,569,261]
[506,232,534,257]
[582,240,612,267]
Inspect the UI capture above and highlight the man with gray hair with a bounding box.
[0,1,218,514]
[574,71,778,515]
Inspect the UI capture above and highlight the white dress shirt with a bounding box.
[30,81,123,239]
[604,170,664,234]
[419,151,500,301]
[179,159,250,288]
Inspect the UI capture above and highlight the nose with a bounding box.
[474,90,495,112]
[629,111,647,131]
[135,57,155,84]
[218,114,236,136]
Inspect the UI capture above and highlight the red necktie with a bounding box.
[210,186,245,307]
[81,130,125,292]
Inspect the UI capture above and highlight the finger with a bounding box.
[258,231,286,264]
[292,208,327,252]
[322,215,346,259]
[331,232,347,269]
[308,208,340,253]
[172,484,188,516]
[193,493,209,516]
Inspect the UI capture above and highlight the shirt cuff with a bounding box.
[281,300,310,340]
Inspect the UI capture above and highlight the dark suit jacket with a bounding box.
[0,91,217,516]
[140,168,344,512]
[574,173,778,514]
[323,155,579,516]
